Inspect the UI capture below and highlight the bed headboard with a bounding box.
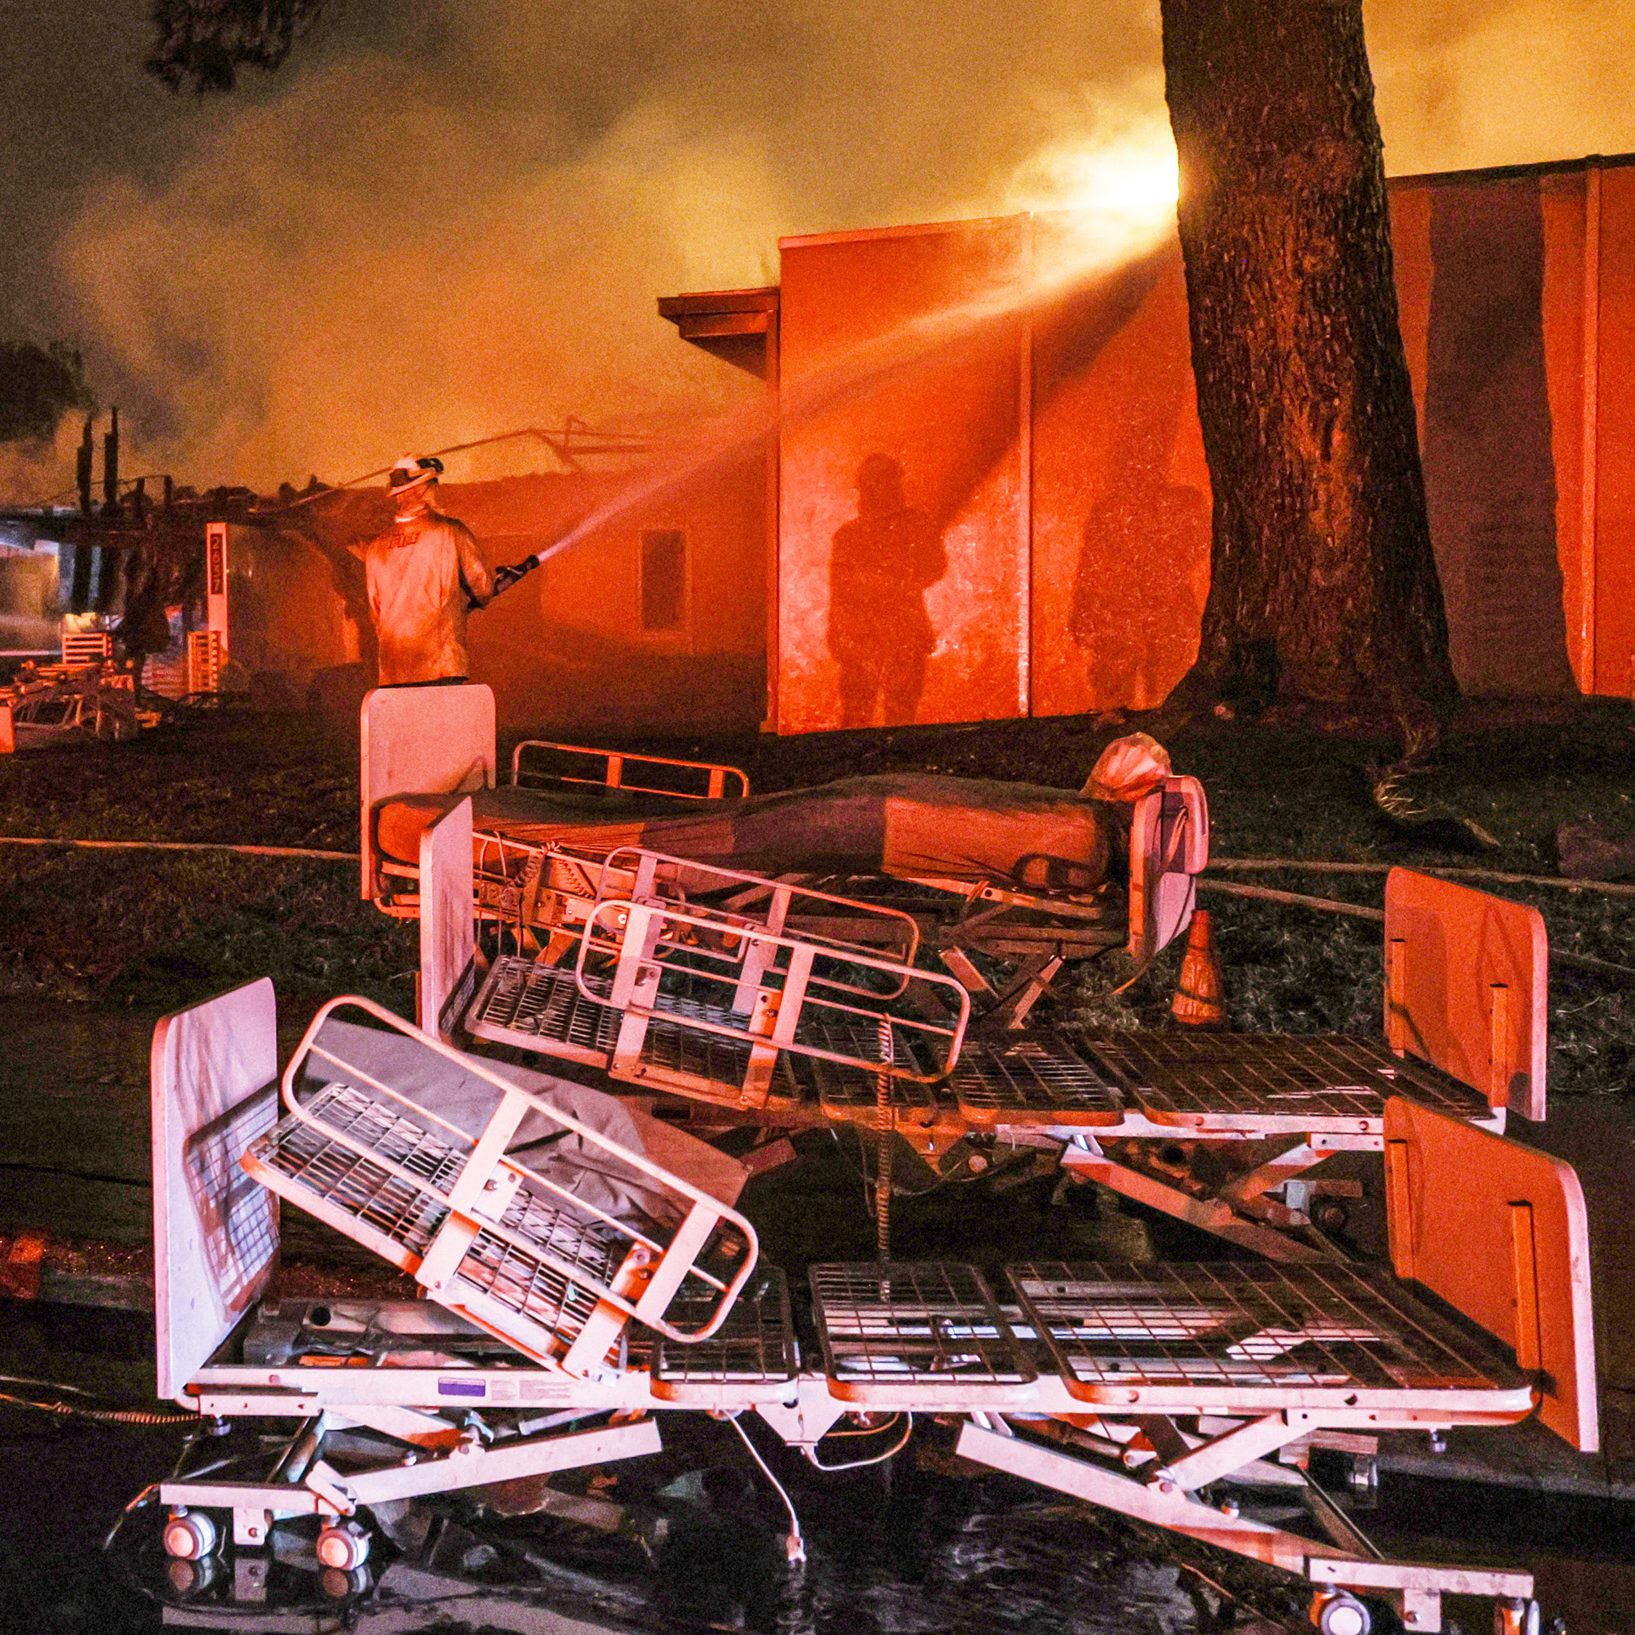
[1128,775,1209,965]
[1385,1096,1596,1451]
[1383,868,1548,1120]
[359,682,496,900]
[150,978,280,1402]
[418,796,478,1042]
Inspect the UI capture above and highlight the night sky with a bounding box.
[3,0,1634,493]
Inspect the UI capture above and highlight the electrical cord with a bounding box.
[0,1387,199,1426]
[822,1413,906,1439]
[720,1412,806,1564]
[804,1413,915,1472]
[0,1372,93,1395]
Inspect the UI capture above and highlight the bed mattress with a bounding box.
[375,774,1127,888]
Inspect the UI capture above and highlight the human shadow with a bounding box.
[827,454,947,728]
[1063,269,1210,708]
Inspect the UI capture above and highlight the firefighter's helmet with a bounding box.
[388,454,444,496]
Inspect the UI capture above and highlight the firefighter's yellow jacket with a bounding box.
[364,508,495,685]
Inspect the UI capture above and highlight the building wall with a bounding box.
[221,452,769,738]
[774,219,1031,735]
[767,154,1635,733]
[1595,161,1635,698]
[471,453,768,738]
[1029,236,1211,717]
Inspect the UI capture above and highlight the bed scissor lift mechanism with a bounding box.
[149,978,1594,1632]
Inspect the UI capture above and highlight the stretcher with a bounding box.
[358,683,1209,984]
[148,978,1596,1633]
[422,808,1547,1258]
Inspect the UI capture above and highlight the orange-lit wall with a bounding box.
[775,219,1031,734]
[464,455,768,738]
[763,154,1635,733]
[225,455,769,738]
[1595,162,1635,699]
[1029,232,1211,717]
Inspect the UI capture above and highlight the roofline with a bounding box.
[1388,150,1635,189]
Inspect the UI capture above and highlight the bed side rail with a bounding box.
[1127,775,1209,965]
[269,997,760,1373]
[511,739,749,801]
[360,683,496,902]
[151,978,281,1402]
[1383,868,1548,1119]
[1384,1096,1596,1451]
[593,844,920,987]
[579,896,970,1105]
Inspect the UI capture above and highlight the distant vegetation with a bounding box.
[147,0,325,93]
[0,341,93,446]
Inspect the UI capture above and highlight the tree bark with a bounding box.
[1160,0,1457,719]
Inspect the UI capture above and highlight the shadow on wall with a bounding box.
[827,454,947,729]
[1425,178,1577,696]
[1042,252,1209,710]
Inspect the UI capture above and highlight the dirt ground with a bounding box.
[1,691,1631,1077]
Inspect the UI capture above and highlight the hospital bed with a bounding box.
[358,683,1209,992]
[147,978,1595,1633]
[421,808,1547,1258]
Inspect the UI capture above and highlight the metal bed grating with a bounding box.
[810,1262,1037,1389]
[246,1082,459,1261]
[451,1184,620,1357]
[1007,1260,1525,1398]
[653,1268,799,1389]
[950,1032,1127,1125]
[466,957,622,1061]
[1080,1033,1491,1124]
[811,1058,943,1115]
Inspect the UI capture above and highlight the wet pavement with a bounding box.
[6,1298,1635,1635]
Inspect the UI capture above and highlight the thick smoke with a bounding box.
[22,0,1635,493]
[47,2,1162,490]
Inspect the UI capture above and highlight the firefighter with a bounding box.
[364,454,495,685]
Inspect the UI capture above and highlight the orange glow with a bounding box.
[1003,118,1181,287]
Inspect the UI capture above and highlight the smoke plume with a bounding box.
[16,0,1635,493]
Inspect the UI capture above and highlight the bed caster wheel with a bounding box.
[320,1564,374,1601]
[1310,1589,1371,1635]
[1313,1200,1350,1233]
[164,1554,222,1597]
[1495,1598,1541,1635]
[162,1507,220,1561]
[315,1519,371,1571]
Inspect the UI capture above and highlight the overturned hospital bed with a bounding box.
[148,978,1596,1633]
[358,682,1209,987]
[415,792,1549,1258]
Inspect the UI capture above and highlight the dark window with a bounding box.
[640,530,687,632]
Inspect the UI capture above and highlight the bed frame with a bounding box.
[420,807,1548,1258]
[149,979,1595,1632]
[359,682,1209,984]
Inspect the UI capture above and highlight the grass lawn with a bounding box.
[0,696,1630,1095]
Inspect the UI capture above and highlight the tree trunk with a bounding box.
[1160,0,1457,719]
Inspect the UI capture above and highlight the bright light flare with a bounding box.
[1005,119,1181,286]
